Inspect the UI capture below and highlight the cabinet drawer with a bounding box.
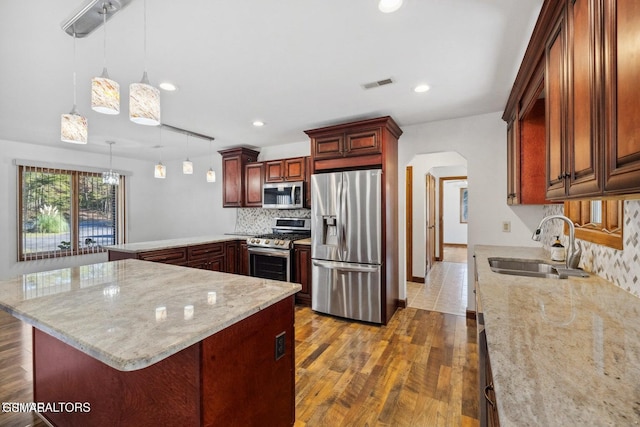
[138,248,188,265]
[188,243,225,261]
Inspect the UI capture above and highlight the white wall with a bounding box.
[0,138,235,280]
[443,180,468,245]
[398,112,545,311]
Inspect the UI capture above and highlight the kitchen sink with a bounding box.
[488,257,589,279]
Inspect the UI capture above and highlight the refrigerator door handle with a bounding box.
[336,178,343,253]
[339,176,347,255]
[312,260,378,273]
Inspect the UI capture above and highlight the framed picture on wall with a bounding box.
[460,188,468,223]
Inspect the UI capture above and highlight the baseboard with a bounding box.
[466,309,476,320]
[444,243,468,248]
[396,298,408,309]
[410,276,425,284]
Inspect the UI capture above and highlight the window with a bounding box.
[18,165,126,261]
[564,199,623,250]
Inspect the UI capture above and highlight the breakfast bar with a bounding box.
[0,259,301,426]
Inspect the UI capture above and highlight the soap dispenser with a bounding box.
[551,236,565,262]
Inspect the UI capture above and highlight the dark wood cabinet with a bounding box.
[505,0,640,200]
[264,157,306,183]
[307,117,399,173]
[218,147,260,208]
[224,241,239,274]
[244,162,264,207]
[603,0,640,195]
[293,244,311,306]
[239,242,249,276]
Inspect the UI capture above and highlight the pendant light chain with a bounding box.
[72,31,78,110]
[102,4,108,70]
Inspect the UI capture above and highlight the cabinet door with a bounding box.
[245,163,264,207]
[344,128,381,157]
[221,154,243,207]
[294,245,312,306]
[567,0,602,197]
[239,242,249,275]
[545,10,569,199]
[284,157,305,181]
[225,241,239,274]
[312,134,344,159]
[208,256,225,272]
[264,160,285,183]
[603,0,640,194]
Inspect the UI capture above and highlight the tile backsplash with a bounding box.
[542,200,640,297]
[234,208,311,235]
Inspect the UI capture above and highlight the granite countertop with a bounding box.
[104,235,254,253]
[293,238,311,245]
[474,245,640,426]
[0,259,300,372]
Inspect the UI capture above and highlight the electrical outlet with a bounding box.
[502,221,511,232]
[275,332,286,361]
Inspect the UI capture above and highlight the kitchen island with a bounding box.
[0,259,300,426]
[475,245,640,426]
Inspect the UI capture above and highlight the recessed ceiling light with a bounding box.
[378,0,403,13]
[252,120,265,127]
[159,82,177,91]
[414,84,430,93]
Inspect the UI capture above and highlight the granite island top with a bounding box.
[0,259,301,372]
[104,234,254,253]
[474,245,640,426]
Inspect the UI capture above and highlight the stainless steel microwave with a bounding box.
[262,181,304,209]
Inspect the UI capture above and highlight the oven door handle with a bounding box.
[248,247,291,258]
[312,260,378,273]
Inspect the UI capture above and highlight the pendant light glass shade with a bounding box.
[378,0,403,13]
[61,33,88,144]
[130,72,160,125]
[61,107,88,144]
[92,70,120,115]
[182,159,193,174]
[154,162,166,179]
[102,141,120,185]
[92,6,119,115]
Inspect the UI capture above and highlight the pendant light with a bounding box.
[154,145,166,179]
[378,0,403,13]
[130,0,160,126]
[61,32,88,144]
[102,141,120,185]
[182,134,193,174]
[206,140,216,183]
[91,3,120,115]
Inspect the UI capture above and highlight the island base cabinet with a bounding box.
[33,297,295,427]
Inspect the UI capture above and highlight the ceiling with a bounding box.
[0,0,543,161]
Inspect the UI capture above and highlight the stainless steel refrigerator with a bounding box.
[311,169,382,323]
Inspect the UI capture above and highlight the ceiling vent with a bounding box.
[362,78,394,90]
[61,0,132,38]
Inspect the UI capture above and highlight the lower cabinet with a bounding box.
[224,241,239,274]
[136,248,188,266]
[294,245,312,306]
[239,242,249,276]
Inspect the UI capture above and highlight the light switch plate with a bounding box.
[502,221,511,232]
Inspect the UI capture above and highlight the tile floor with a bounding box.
[407,245,469,316]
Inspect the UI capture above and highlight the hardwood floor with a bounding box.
[0,307,479,427]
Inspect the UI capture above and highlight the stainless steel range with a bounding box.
[247,218,311,282]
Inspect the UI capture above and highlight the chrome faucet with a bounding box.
[532,214,581,269]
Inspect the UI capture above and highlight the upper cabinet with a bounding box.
[504,0,640,200]
[603,0,640,195]
[305,116,402,172]
[265,157,306,183]
[218,147,260,208]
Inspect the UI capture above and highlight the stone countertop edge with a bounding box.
[103,235,254,253]
[474,245,640,426]
[0,260,301,372]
